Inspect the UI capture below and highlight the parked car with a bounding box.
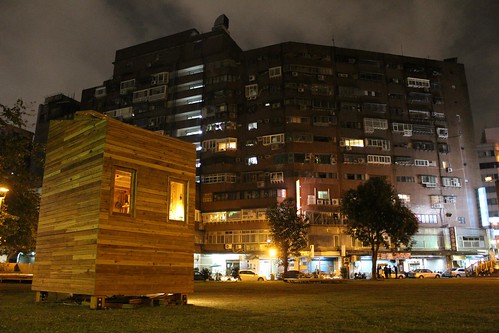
[237,270,266,281]
[442,267,467,278]
[407,268,441,279]
[281,270,308,282]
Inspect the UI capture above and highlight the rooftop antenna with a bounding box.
[400,44,404,56]
[332,34,335,47]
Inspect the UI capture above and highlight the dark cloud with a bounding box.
[1,0,497,141]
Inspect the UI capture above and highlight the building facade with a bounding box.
[476,127,499,259]
[80,15,487,278]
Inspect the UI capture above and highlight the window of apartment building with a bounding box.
[151,72,169,85]
[248,122,258,131]
[415,214,438,224]
[202,138,237,152]
[392,122,413,136]
[389,93,405,100]
[367,155,391,165]
[149,85,167,101]
[441,177,461,188]
[120,79,135,95]
[133,89,149,103]
[394,156,413,166]
[362,103,387,114]
[363,90,380,97]
[258,133,285,146]
[202,173,237,184]
[365,138,390,151]
[345,173,365,180]
[176,64,204,77]
[407,77,431,89]
[287,116,309,124]
[340,102,361,112]
[396,176,415,183]
[112,168,135,216]
[459,236,484,248]
[343,154,366,165]
[430,195,444,208]
[313,115,336,126]
[287,133,313,142]
[409,109,430,120]
[457,217,465,224]
[412,141,434,151]
[408,92,432,103]
[269,66,282,78]
[95,86,106,98]
[477,150,495,158]
[444,195,457,204]
[398,194,411,205]
[359,72,383,81]
[438,143,450,154]
[168,179,186,222]
[340,138,364,148]
[420,175,438,187]
[480,162,499,169]
[245,84,258,99]
[247,156,258,165]
[341,121,362,129]
[270,172,284,183]
[363,118,388,133]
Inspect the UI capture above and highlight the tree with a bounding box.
[0,100,40,254]
[341,177,419,279]
[266,198,310,273]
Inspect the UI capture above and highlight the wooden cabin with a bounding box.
[32,111,196,307]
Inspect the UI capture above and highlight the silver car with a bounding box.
[407,268,441,279]
[442,267,467,278]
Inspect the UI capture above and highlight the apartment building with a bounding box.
[80,15,487,277]
[476,127,499,258]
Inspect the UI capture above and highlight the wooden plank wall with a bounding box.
[32,116,107,294]
[95,113,196,295]
[32,111,196,296]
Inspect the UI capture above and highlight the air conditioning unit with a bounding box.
[403,130,413,137]
[346,146,352,150]
[432,203,444,209]
[256,181,265,188]
[292,71,298,77]
[234,244,243,251]
[298,87,305,92]
[151,80,157,85]
[249,75,256,81]
[317,75,325,81]
[224,244,233,250]
[446,167,453,173]
[331,199,340,206]
[339,140,346,147]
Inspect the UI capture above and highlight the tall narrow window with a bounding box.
[112,168,134,215]
[169,180,186,222]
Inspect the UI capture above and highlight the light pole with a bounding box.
[0,187,9,210]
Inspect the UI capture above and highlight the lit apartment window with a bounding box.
[398,194,411,206]
[258,133,285,146]
[169,180,186,222]
[340,138,364,148]
[112,168,135,215]
[247,156,258,165]
[248,122,258,130]
[407,77,431,89]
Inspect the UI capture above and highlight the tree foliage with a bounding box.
[341,177,419,279]
[266,198,310,273]
[0,100,40,254]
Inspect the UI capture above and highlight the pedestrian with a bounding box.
[387,265,392,278]
[394,265,398,277]
[384,265,388,278]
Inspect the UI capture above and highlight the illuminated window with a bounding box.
[112,168,135,215]
[169,180,186,222]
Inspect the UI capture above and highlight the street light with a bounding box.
[0,187,9,210]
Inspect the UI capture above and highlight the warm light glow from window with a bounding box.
[112,169,133,215]
[169,180,186,222]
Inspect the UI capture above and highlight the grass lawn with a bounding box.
[0,278,497,333]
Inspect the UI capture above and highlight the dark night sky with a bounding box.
[1,0,497,142]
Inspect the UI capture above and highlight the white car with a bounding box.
[237,270,266,281]
[407,269,441,279]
